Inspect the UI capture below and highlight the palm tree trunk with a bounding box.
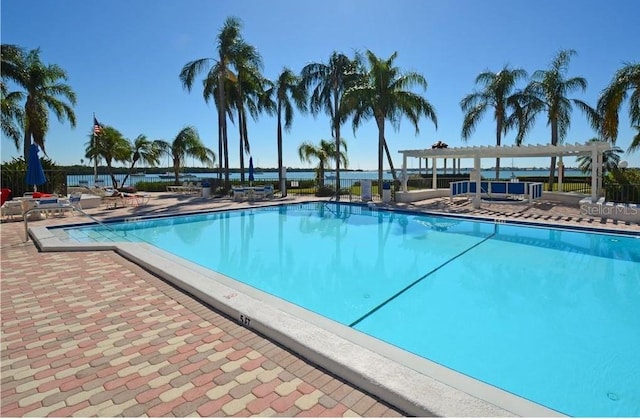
[238,108,245,183]
[333,98,341,200]
[277,105,283,187]
[217,124,223,185]
[548,121,559,191]
[173,156,180,185]
[22,129,30,162]
[217,77,225,186]
[223,121,230,191]
[218,69,230,191]
[383,138,398,183]
[241,107,249,170]
[495,126,502,180]
[376,118,385,198]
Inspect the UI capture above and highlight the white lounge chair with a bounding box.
[232,187,247,201]
[32,195,81,218]
[1,200,26,220]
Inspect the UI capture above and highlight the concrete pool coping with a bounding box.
[26,206,582,418]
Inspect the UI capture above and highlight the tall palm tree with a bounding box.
[180,16,261,191]
[1,45,25,149]
[120,135,165,186]
[576,138,623,174]
[156,126,215,185]
[1,46,76,161]
[597,62,640,153]
[265,67,307,188]
[524,49,599,190]
[301,52,359,199]
[298,138,348,189]
[84,125,132,188]
[226,62,267,183]
[460,65,527,179]
[345,50,438,193]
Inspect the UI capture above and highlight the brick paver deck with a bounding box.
[1,192,638,417]
[1,194,404,417]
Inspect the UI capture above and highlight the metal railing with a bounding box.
[605,183,640,204]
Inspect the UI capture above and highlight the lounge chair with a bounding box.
[232,187,247,201]
[1,200,25,220]
[32,195,81,218]
[121,192,150,207]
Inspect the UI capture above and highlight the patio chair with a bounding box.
[121,192,151,207]
[1,200,24,220]
[263,185,274,198]
[232,187,247,201]
[33,196,80,218]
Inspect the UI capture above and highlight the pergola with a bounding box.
[398,142,611,208]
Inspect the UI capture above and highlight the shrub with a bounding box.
[316,185,335,197]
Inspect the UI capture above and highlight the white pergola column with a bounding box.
[432,157,437,189]
[597,150,603,197]
[402,154,408,192]
[473,155,481,209]
[557,157,564,192]
[591,148,598,201]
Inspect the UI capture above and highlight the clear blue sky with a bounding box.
[2,0,639,170]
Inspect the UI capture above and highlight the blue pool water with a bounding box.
[61,203,640,416]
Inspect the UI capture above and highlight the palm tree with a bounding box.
[298,138,348,189]
[301,52,359,199]
[226,62,267,183]
[576,138,623,174]
[597,62,640,153]
[345,50,438,193]
[265,67,307,188]
[524,49,599,190]
[180,16,261,191]
[1,83,24,150]
[631,127,640,153]
[155,126,215,184]
[120,135,165,186]
[1,45,76,161]
[460,65,527,179]
[1,45,25,149]
[84,125,132,188]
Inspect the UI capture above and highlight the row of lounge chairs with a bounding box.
[232,185,274,201]
[166,182,202,194]
[1,192,83,220]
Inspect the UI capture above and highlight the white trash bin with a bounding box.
[201,182,211,198]
[382,183,391,203]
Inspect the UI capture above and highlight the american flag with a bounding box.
[93,116,102,134]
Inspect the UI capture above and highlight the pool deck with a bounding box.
[2,192,638,417]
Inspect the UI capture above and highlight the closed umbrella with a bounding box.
[25,143,46,192]
[248,157,255,186]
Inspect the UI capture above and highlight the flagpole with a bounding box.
[92,113,98,186]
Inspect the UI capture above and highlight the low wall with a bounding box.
[579,197,640,223]
[542,191,587,205]
[395,189,449,203]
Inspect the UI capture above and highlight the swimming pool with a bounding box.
[51,202,640,416]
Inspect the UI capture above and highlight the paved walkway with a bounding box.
[1,194,404,417]
[1,192,638,417]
